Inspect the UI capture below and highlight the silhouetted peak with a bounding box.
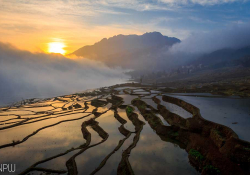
[71,32,181,68]
[143,31,163,37]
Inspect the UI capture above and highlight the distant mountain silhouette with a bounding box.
[163,46,250,79]
[69,32,180,69]
[189,46,250,69]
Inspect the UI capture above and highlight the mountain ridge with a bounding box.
[69,32,180,69]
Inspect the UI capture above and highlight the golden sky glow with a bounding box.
[0,0,145,54]
[2,0,244,54]
[0,1,180,54]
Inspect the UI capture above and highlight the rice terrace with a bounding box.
[0,83,250,175]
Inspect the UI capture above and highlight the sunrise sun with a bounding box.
[48,42,66,55]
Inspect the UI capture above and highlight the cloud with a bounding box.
[1,0,248,54]
[159,0,246,6]
[0,42,127,106]
[170,22,250,54]
[149,22,250,70]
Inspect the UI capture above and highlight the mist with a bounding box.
[0,43,127,106]
[174,23,250,53]
[1,22,250,105]
[145,22,250,71]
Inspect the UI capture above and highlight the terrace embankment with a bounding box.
[133,96,250,175]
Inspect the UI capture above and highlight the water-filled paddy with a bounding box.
[167,94,250,141]
[0,86,249,174]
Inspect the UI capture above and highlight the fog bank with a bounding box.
[154,23,250,70]
[172,23,250,54]
[0,43,127,106]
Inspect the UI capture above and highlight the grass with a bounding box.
[126,106,134,116]
[243,147,250,151]
[189,149,204,162]
[168,131,179,137]
[203,165,220,174]
[212,129,224,138]
[131,98,140,104]
[139,104,146,109]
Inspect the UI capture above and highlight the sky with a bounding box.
[1,0,250,54]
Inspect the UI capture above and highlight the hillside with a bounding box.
[70,32,180,69]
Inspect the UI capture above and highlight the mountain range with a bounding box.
[70,31,250,76]
[188,46,250,69]
[69,32,180,69]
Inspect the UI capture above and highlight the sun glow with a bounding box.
[48,42,66,55]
